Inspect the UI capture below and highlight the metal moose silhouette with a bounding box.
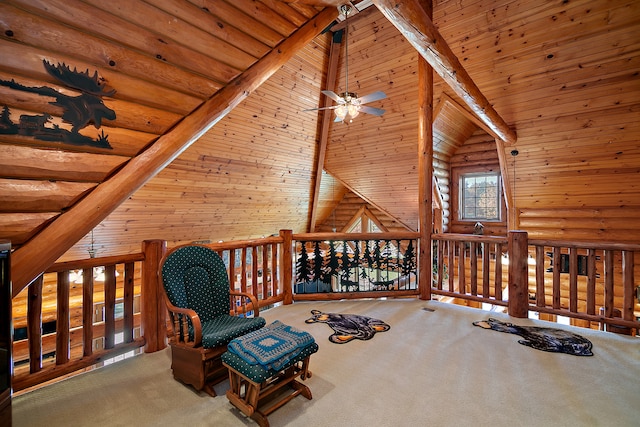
[0,60,116,148]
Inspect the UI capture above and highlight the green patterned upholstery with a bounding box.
[222,342,318,383]
[161,245,265,348]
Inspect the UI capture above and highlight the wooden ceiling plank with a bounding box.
[10,6,340,295]
[372,0,517,144]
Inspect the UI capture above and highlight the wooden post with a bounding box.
[508,231,529,318]
[280,230,293,305]
[142,239,166,353]
[417,0,434,301]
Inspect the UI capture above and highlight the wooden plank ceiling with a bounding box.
[1,0,638,286]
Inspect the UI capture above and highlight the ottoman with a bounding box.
[222,321,318,427]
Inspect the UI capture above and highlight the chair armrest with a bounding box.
[229,291,261,318]
[163,295,203,347]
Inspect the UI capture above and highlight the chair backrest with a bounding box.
[161,245,231,322]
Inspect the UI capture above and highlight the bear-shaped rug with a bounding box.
[473,318,593,356]
[305,310,390,344]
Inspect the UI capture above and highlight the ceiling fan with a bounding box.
[305,4,386,123]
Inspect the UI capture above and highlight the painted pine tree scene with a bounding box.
[294,239,418,294]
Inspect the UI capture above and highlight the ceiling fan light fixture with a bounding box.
[347,104,360,118]
[335,104,348,120]
[304,3,386,121]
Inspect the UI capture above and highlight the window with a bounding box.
[460,173,501,221]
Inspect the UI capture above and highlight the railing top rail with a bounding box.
[431,233,508,244]
[293,231,420,241]
[528,239,640,252]
[203,235,284,251]
[46,252,145,273]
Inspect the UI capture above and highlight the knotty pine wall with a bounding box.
[448,130,507,236]
[435,0,639,243]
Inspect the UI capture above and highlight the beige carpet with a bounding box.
[12,299,640,426]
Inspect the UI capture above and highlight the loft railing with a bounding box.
[201,234,288,310]
[431,233,509,307]
[431,231,640,333]
[12,253,145,392]
[11,230,639,392]
[291,232,421,300]
[527,238,639,333]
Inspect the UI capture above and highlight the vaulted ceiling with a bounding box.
[1,0,638,291]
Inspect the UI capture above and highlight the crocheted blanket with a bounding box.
[227,320,315,371]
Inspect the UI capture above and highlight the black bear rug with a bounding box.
[473,318,593,356]
[305,310,390,344]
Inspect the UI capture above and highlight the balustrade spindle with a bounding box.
[586,249,597,315]
[56,271,70,365]
[82,268,94,357]
[28,275,43,373]
[124,262,135,343]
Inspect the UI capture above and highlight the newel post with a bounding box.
[508,230,529,318]
[142,239,167,352]
[280,230,294,305]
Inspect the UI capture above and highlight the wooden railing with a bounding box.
[200,232,289,309]
[12,253,145,392]
[431,233,509,307]
[11,230,639,392]
[291,231,421,301]
[431,231,640,333]
[527,237,639,332]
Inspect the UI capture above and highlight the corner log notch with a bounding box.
[11,7,340,295]
[373,0,517,145]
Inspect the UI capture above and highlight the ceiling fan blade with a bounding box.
[321,90,345,103]
[360,105,386,116]
[302,106,339,112]
[358,91,387,104]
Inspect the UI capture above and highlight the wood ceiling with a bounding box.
[1,0,638,290]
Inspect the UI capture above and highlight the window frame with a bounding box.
[458,172,502,222]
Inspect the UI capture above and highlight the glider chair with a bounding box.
[160,245,266,396]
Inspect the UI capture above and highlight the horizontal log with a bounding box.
[519,207,640,218]
[0,179,95,212]
[0,144,128,182]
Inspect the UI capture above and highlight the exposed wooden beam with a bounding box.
[11,7,340,295]
[417,0,433,301]
[372,0,517,144]
[309,30,342,232]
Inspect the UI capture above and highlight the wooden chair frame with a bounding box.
[224,357,313,427]
[162,289,260,396]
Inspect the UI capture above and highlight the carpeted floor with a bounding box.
[12,299,640,426]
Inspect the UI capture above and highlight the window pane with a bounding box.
[460,173,501,221]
